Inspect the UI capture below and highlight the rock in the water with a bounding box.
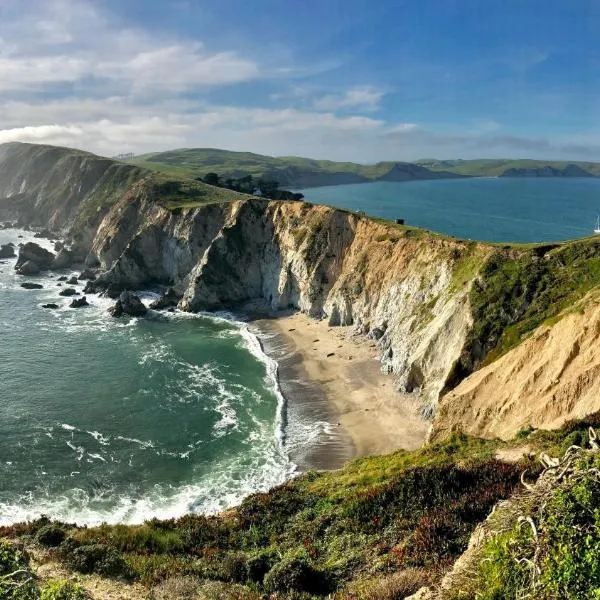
[77,269,96,281]
[15,242,55,271]
[52,248,72,269]
[57,276,68,281]
[0,244,16,259]
[149,287,180,310]
[109,291,147,318]
[20,282,43,289]
[59,287,78,297]
[70,296,89,308]
[54,240,64,252]
[34,229,54,240]
[42,303,59,309]
[66,276,78,285]
[17,260,41,275]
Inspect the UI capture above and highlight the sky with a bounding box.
[0,0,599,162]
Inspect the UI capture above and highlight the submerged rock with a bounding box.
[66,276,78,285]
[17,260,41,275]
[20,282,43,289]
[70,296,89,308]
[109,291,147,318]
[59,287,78,297]
[15,242,55,271]
[57,276,68,282]
[0,244,16,259]
[41,303,59,309]
[149,287,180,310]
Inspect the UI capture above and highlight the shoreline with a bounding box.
[252,311,429,471]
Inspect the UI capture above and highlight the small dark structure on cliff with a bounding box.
[396,218,405,225]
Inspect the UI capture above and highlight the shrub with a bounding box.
[263,552,319,594]
[0,539,37,600]
[40,580,89,600]
[36,524,67,547]
[63,543,132,579]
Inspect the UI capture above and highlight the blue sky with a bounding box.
[0,0,598,161]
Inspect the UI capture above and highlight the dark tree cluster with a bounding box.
[199,173,304,201]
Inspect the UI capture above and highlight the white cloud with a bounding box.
[313,86,385,111]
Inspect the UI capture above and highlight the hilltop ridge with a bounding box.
[127,147,600,187]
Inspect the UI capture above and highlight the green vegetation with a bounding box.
[462,449,600,599]
[1,435,526,597]
[3,419,600,598]
[127,148,462,188]
[416,157,600,177]
[446,237,600,385]
[198,172,304,201]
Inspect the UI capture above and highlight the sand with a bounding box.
[253,312,429,469]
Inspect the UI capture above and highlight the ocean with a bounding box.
[0,228,296,526]
[301,177,600,243]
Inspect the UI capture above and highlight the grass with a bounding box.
[445,237,600,387]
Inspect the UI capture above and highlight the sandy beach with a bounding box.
[254,312,429,469]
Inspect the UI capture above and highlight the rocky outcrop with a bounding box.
[20,282,43,289]
[0,243,15,258]
[149,287,180,310]
[59,288,78,297]
[52,248,73,269]
[17,260,41,275]
[14,242,55,271]
[41,303,59,309]
[430,299,600,441]
[109,291,147,317]
[70,297,89,308]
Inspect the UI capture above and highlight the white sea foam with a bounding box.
[1,243,300,526]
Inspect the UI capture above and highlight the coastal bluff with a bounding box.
[4,141,600,432]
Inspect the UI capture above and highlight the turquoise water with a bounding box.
[0,229,295,525]
[301,178,600,243]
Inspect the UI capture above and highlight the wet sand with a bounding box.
[252,312,429,471]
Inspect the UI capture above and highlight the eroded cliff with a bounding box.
[6,141,600,427]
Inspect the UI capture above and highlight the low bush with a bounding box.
[263,552,321,594]
[62,542,132,579]
[39,580,89,600]
[0,539,37,600]
[36,524,67,548]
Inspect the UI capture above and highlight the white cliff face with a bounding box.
[88,195,484,415]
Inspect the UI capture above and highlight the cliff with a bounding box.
[4,141,600,426]
[90,189,485,414]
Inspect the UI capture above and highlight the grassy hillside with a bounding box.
[128,148,464,188]
[444,236,600,389]
[416,158,600,177]
[0,143,250,231]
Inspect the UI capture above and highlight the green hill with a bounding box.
[128,148,465,188]
[416,157,600,177]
